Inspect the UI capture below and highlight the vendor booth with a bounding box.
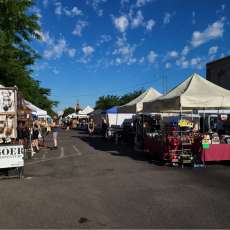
[106,106,133,127]
[142,73,230,165]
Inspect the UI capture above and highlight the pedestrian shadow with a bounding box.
[73,133,155,164]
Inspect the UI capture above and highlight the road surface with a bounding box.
[0,130,230,228]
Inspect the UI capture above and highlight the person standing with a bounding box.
[88,118,95,136]
[32,124,40,152]
[101,118,108,138]
[51,116,59,150]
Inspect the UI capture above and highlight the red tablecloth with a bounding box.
[202,144,230,162]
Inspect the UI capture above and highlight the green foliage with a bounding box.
[0,0,57,115]
[119,89,144,105]
[95,95,120,110]
[63,107,75,118]
[94,89,144,110]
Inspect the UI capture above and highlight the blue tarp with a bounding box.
[105,106,118,114]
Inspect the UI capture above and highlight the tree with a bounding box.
[0,0,57,115]
[119,89,144,105]
[94,89,144,110]
[95,95,120,110]
[63,107,75,118]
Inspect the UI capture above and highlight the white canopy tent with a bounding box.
[65,106,94,119]
[118,87,162,113]
[143,73,230,113]
[66,113,86,119]
[78,106,94,115]
[25,100,48,118]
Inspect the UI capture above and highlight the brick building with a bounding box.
[206,56,230,90]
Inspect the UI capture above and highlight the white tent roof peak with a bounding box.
[78,106,94,115]
[125,87,161,106]
[164,73,230,99]
[118,87,162,113]
[143,73,230,112]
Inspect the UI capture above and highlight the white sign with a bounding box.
[0,145,24,169]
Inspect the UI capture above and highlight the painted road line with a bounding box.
[60,147,65,158]
[73,145,82,156]
[42,153,46,160]
[26,154,78,166]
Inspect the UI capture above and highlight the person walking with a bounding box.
[50,116,59,150]
[88,118,95,136]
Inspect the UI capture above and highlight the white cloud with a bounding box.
[191,18,225,47]
[52,68,60,75]
[54,2,62,15]
[63,6,83,17]
[42,34,76,60]
[38,31,53,45]
[79,45,95,64]
[31,6,42,19]
[67,48,76,57]
[97,34,112,46]
[176,56,189,69]
[181,60,189,69]
[44,38,66,59]
[131,10,144,28]
[82,46,95,56]
[208,46,218,55]
[54,2,83,17]
[147,50,157,64]
[146,19,156,31]
[63,6,82,17]
[139,57,145,63]
[221,4,226,10]
[168,50,178,58]
[165,62,171,69]
[34,62,48,72]
[72,6,82,16]
[136,0,152,7]
[181,46,190,56]
[86,0,107,16]
[190,57,203,69]
[163,50,178,62]
[163,12,175,25]
[72,20,88,36]
[114,16,129,33]
[112,35,137,65]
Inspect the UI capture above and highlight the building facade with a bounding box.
[206,56,230,90]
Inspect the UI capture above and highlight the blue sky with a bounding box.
[31,0,230,112]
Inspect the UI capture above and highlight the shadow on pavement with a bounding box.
[73,133,154,164]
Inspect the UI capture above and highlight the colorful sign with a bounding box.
[178,119,193,128]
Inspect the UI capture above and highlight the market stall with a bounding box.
[142,73,230,164]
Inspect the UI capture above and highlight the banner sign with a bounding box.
[0,145,24,168]
[178,119,193,128]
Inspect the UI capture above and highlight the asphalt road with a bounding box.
[0,129,230,229]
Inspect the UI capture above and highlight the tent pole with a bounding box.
[203,107,205,133]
